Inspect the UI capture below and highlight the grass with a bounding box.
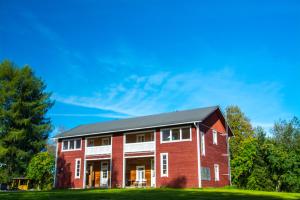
[0,188,299,200]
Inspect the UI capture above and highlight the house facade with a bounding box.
[54,106,232,189]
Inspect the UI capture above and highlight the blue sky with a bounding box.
[0,0,299,136]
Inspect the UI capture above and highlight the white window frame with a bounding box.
[214,164,219,181]
[201,132,205,156]
[87,139,95,147]
[61,139,82,151]
[213,129,218,145]
[160,126,192,143]
[160,153,168,177]
[136,134,145,143]
[75,158,81,179]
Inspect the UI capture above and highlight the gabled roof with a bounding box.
[54,106,230,139]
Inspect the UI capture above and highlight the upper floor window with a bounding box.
[62,139,81,151]
[136,134,145,142]
[213,129,218,145]
[87,137,111,147]
[161,127,191,143]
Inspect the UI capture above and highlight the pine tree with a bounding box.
[0,60,53,182]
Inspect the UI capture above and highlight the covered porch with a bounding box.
[85,159,111,188]
[125,157,155,188]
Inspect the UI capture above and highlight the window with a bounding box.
[136,134,145,142]
[161,127,191,142]
[102,137,110,145]
[76,139,81,149]
[63,141,68,150]
[201,167,211,180]
[181,128,190,139]
[62,139,81,151]
[75,158,81,179]
[213,130,218,145]
[69,140,74,150]
[172,129,180,140]
[88,139,94,147]
[162,129,171,141]
[201,132,205,155]
[160,153,168,177]
[214,164,219,181]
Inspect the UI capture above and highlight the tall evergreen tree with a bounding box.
[0,60,53,182]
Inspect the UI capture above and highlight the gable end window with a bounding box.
[161,127,191,143]
[62,139,81,151]
[213,129,218,145]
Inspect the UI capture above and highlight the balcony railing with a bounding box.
[124,141,155,153]
[86,145,112,156]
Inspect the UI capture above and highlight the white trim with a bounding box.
[160,126,192,144]
[124,155,154,158]
[213,129,218,145]
[54,121,200,139]
[53,139,58,188]
[85,157,111,161]
[83,158,86,188]
[214,164,220,181]
[61,138,82,152]
[195,123,202,188]
[75,158,81,179]
[160,153,168,177]
[85,134,113,140]
[122,133,125,188]
[153,130,156,187]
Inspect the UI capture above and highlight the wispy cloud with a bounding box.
[53,68,287,127]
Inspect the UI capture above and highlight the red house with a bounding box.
[53,106,233,189]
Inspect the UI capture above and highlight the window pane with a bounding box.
[201,167,211,180]
[63,141,68,150]
[181,128,190,139]
[87,139,94,147]
[76,139,81,149]
[172,129,180,140]
[69,140,74,149]
[162,130,170,141]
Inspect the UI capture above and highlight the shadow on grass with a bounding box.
[0,188,299,200]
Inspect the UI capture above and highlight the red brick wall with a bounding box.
[111,133,124,188]
[56,138,85,189]
[155,125,199,188]
[200,111,230,187]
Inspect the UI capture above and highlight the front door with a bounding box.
[136,165,145,184]
[100,161,109,187]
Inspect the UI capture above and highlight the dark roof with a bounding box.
[54,106,222,138]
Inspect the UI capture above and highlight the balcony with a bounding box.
[124,141,155,153]
[86,145,112,156]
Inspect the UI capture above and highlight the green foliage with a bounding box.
[225,106,256,187]
[0,60,53,182]
[27,152,54,190]
[226,105,300,192]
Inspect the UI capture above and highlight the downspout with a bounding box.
[194,122,202,188]
[53,138,59,188]
[226,121,232,186]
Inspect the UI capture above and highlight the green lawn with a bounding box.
[0,188,299,200]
